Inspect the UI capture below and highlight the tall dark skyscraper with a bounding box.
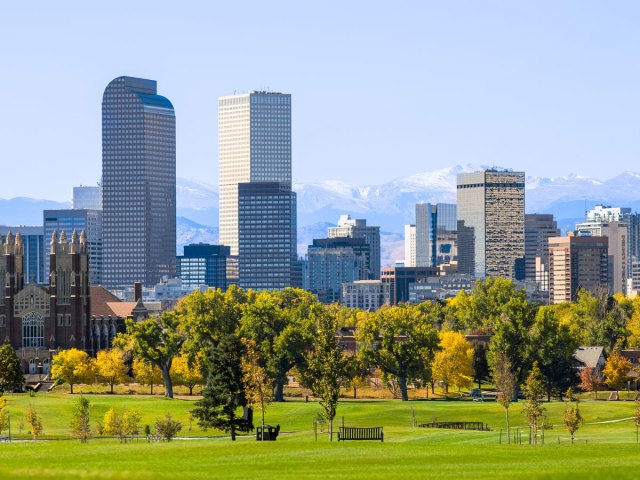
[102,76,176,288]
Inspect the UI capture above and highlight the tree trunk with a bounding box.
[329,418,333,442]
[430,381,435,395]
[261,406,266,442]
[445,383,449,394]
[159,365,174,399]
[231,424,236,441]
[595,389,598,400]
[353,386,357,399]
[274,381,285,402]
[398,376,409,401]
[189,385,193,395]
[70,382,74,394]
[150,382,154,395]
[505,406,510,445]
[571,433,574,445]
[110,381,114,394]
[477,378,481,390]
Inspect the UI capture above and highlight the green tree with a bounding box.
[472,343,490,390]
[562,388,583,444]
[192,334,252,441]
[114,312,184,398]
[241,338,273,437]
[570,290,627,353]
[358,304,439,401]
[0,397,9,435]
[492,352,516,444]
[0,344,24,394]
[25,404,43,439]
[239,289,317,401]
[51,348,95,394]
[70,396,91,443]
[121,409,143,442]
[522,362,546,445]
[299,305,353,441]
[155,413,182,441]
[96,348,129,394]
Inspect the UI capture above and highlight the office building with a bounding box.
[380,266,439,305]
[238,182,297,290]
[408,274,475,303]
[525,214,560,291]
[404,224,416,267]
[177,244,230,290]
[0,227,45,284]
[73,185,102,210]
[575,220,627,294]
[548,236,609,304]
[457,170,525,280]
[305,237,370,304]
[328,215,381,279]
[414,203,457,268]
[219,91,291,255]
[102,76,176,288]
[43,209,102,285]
[341,280,390,312]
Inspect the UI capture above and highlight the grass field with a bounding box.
[1,393,640,479]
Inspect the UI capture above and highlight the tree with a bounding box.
[358,304,439,401]
[121,409,143,442]
[51,348,95,394]
[0,344,24,394]
[522,363,546,445]
[579,367,604,400]
[562,388,583,444]
[155,413,182,441]
[192,334,252,441]
[96,348,129,394]
[241,338,273,437]
[25,404,43,439]
[171,354,203,396]
[132,357,163,395]
[633,401,640,443]
[114,312,184,398]
[602,351,632,395]
[70,396,91,443]
[570,290,627,353]
[472,343,490,390]
[238,289,317,402]
[0,397,9,435]
[432,331,474,394]
[299,305,353,441]
[492,352,516,444]
[102,408,120,436]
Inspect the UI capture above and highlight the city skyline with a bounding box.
[2,1,640,201]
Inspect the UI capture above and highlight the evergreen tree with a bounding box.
[192,334,252,441]
[0,344,24,394]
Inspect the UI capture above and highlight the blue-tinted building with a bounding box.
[0,226,45,284]
[102,76,176,288]
[177,244,230,290]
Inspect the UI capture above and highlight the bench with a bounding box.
[418,421,490,431]
[337,426,383,442]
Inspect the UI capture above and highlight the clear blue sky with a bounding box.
[1,1,639,201]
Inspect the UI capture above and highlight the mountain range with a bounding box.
[2,165,640,265]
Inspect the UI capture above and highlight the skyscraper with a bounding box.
[218,91,292,255]
[457,170,525,280]
[102,76,176,288]
[0,227,45,284]
[404,224,416,267]
[414,203,457,268]
[73,185,102,210]
[328,215,381,279]
[525,214,560,291]
[177,244,230,290]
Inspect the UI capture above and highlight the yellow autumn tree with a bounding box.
[432,331,474,393]
[96,348,129,394]
[51,348,95,394]
[170,354,203,395]
[133,357,163,395]
[603,351,632,395]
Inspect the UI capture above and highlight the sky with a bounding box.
[1,1,639,201]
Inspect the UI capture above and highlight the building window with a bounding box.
[22,312,45,348]
[0,315,5,327]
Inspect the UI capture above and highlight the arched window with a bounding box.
[22,312,45,348]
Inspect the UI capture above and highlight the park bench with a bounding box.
[419,421,490,431]
[337,426,384,442]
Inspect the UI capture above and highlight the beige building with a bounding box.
[218,92,292,255]
[548,236,609,304]
[341,280,390,312]
[404,224,416,267]
[457,170,525,279]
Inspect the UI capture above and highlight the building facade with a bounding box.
[380,266,439,305]
[177,244,230,290]
[457,170,525,280]
[43,209,102,286]
[548,236,609,304]
[0,227,45,285]
[238,182,298,290]
[404,224,416,267]
[341,280,390,312]
[218,91,292,255]
[328,215,381,279]
[102,76,176,288]
[525,214,560,291]
[73,185,102,210]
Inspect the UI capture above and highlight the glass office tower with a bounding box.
[102,76,176,288]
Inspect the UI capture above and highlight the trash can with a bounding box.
[256,424,280,441]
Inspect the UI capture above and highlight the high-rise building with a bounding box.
[548,236,609,304]
[102,76,176,288]
[575,220,627,294]
[380,266,439,305]
[43,210,102,286]
[525,214,560,291]
[73,185,102,210]
[404,224,416,267]
[414,203,457,268]
[0,227,45,284]
[177,244,230,290]
[328,215,381,279]
[218,91,292,255]
[238,182,297,290]
[457,170,525,280]
[305,237,370,304]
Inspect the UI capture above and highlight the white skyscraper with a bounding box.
[218,91,292,255]
[404,224,416,267]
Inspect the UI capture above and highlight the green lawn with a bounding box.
[1,394,640,479]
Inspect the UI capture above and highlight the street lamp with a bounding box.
[36,359,43,382]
